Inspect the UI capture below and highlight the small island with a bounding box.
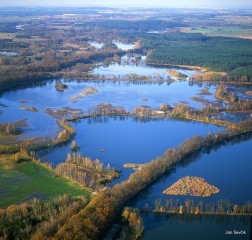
[55,81,69,91]
[163,176,220,197]
[71,86,98,100]
[123,163,145,171]
[19,106,39,112]
[245,91,252,96]
[45,107,83,118]
[94,103,128,115]
[166,70,188,80]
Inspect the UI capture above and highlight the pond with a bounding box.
[0,79,220,141]
[227,85,252,101]
[210,111,252,123]
[39,116,223,183]
[0,51,18,56]
[89,41,135,50]
[93,54,200,80]
[89,41,103,49]
[113,41,135,50]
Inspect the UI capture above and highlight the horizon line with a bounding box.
[1,5,252,10]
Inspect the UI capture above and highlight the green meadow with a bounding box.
[0,156,90,207]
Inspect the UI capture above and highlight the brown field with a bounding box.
[31,36,49,41]
[0,135,20,145]
[239,35,252,40]
[63,43,84,49]
[166,70,180,77]
[179,25,252,40]
[190,97,209,103]
[193,71,227,81]
[218,15,252,25]
[157,63,208,72]
[75,50,89,54]
[13,37,47,43]
[47,25,73,30]
[245,91,252,95]
[0,33,16,39]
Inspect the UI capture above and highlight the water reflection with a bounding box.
[142,213,251,240]
[112,41,135,50]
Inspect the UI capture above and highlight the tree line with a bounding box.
[55,151,120,189]
[145,198,252,215]
[0,120,76,154]
[0,195,88,240]
[0,122,18,135]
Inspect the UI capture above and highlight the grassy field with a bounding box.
[179,26,252,39]
[0,155,90,207]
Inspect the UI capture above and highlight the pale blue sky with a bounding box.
[0,0,251,8]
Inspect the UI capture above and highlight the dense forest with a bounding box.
[56,150,120,189]
[141,32,252,81]
[0,123,18,135]
[0,195,89,240]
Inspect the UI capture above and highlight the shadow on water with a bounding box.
[141,212,251,240]
[84,115,209,125]
[142,212,250,229]
[85,116,169,124]
[0,78,175,97]
[0,78,56,96]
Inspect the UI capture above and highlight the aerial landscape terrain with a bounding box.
[0,0,252,239]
